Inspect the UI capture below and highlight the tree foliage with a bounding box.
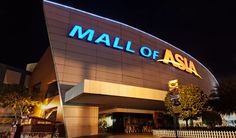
[164,84,208,127]
[212,77,236,114]
[178,84,208,120]
[202,111,222,128]
[0,84,39,120]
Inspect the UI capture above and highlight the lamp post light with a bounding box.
[168,79,180,138]
[171,102,181,138]
[173,113,179,138]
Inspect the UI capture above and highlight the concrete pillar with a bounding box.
[63,105,98,137]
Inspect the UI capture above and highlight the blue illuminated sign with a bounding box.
[68,24,159,60]
[94,33,111,46]
[68,24,202,78]
[69,25,94,41]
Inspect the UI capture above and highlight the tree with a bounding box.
[165,84,208,128]
[0,84,39,122]
[202,111,222,129]
[212,77,236,114]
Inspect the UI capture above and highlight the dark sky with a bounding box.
[1,0,235,80]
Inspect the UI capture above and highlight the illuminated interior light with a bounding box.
[47,79,56,84]
[41,103,57,110]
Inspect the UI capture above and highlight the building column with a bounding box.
[63,105,98,137]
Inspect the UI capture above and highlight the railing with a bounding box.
[153,129,236,138]
[20,132,53,138]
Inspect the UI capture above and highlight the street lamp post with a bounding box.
[168,79,180,138]
[173,114,178,138]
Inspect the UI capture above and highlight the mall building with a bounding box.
[26,0,219,137]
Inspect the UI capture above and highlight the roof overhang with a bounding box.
[65,79,167,110]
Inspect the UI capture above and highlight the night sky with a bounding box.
[1,0,235,80]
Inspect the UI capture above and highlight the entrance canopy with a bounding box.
[65,79,167,110]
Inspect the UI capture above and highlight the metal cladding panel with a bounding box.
[43,0,218,95]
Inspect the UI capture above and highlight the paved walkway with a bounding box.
[78,134,157,138]
[77,133,186,138]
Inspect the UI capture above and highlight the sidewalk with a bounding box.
[77,133,194,138]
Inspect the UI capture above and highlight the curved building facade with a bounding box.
[29,0,218,137]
